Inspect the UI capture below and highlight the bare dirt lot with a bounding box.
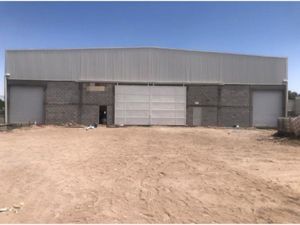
[0,126,300,223]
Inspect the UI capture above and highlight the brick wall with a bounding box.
[187,85,251,127]
[218,107,250,127]
[45,82,80,124]
[46,82,80,104]
[45,105,79,124]
[220,85,250,107]
[187,85,219,126]
[82,83,114,105]
[44,82,114,125]
[187,86,218,106]
[81,83,114,125]
[219,85,250,127]
[80,105,99,125]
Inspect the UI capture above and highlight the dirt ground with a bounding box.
[0,126,300,223]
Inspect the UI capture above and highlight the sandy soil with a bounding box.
[0,126,300,223]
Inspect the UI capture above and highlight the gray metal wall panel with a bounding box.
[9,86,44,123]
[6,48,287,85]
[6,51,81,81]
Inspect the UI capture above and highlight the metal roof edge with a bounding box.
[5,46,288,60]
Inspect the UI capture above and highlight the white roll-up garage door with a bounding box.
[115,85,186,125]
[9,86,44,124]
[252,90,283,127]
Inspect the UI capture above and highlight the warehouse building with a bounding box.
[5,47,287,127]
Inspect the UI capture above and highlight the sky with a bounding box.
[0,2,300,96]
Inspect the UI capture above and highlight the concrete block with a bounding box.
[187,85,218,106]
[219,107,250,127]
[80,104,114,126]
[107,105,114,125]
[201,107,218,126]
[186,106,193,126]
[81,105,99,125]
[45,104,79,124]
[46,82,79,104]
[187,106,217,126]
[82,83,114,105]
[220,85,250,107]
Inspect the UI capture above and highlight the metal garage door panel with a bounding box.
[252,91,283,127]
[9,86,44,124]
[115,85,186,125]
[115,86,150,125]
[150,86,186,125]
[151,102,186,110]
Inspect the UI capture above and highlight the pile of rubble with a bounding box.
[0,202,24,214]
[292,116,300,137]
[278,116,300,137]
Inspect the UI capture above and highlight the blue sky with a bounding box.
[0,2,300,96]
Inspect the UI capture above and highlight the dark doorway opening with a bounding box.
[99,105,107,125]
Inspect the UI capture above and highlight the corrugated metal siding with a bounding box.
[115,85,186,125]
[6,48,287,85]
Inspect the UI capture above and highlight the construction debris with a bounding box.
[0,202,24,214]
[291,116,300,137]
[277,116,300,137]
[85,123,98,131]
[0,208,9,213]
